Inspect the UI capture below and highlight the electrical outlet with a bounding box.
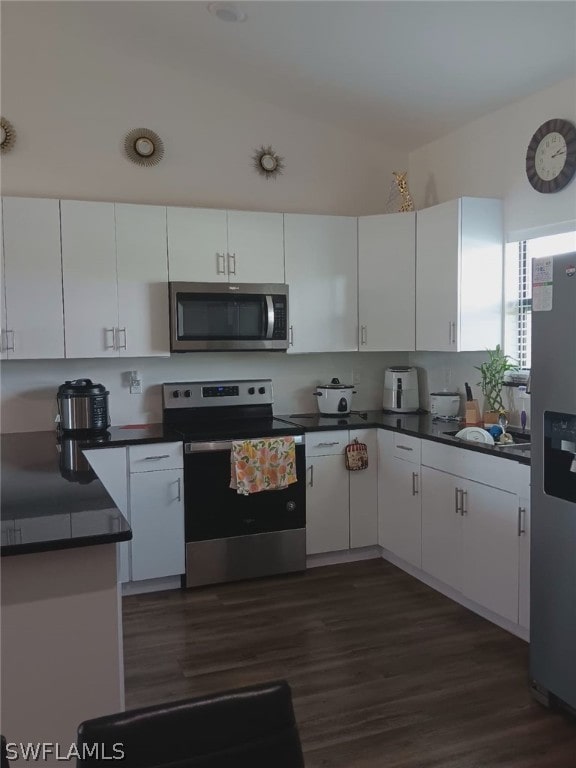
[353,370,361,385]
[129,370,142,395]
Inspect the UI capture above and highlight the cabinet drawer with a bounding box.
[393,433,421,463]
[306,430,349,457]
[421,438,526,494]
[129,442,183,472]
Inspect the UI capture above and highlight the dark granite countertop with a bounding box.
[1,431,133,557]
[276,411,531,465]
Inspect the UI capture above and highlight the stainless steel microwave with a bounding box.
[169,282,289,352]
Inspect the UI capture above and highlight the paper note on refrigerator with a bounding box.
[532,257,553,311]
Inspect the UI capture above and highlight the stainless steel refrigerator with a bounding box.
[530,250,576,713]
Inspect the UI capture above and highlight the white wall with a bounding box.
[0,352,408,433]
[0,3,406,215]
[408,77,576,240]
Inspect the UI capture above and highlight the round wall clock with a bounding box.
[525,118,576,193]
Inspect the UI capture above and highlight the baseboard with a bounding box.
[306,546,382,569]
[380,548,530,642]
[121,576,182,595]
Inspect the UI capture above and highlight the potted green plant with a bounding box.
[475,345,518,424]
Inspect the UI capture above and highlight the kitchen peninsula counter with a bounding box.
[1,431,132,556]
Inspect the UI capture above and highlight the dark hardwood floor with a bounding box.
[123,558,576,767]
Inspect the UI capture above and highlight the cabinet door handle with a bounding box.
[315,441,339,447]
[117,327,127,350]
[448,321,452,344]
[216,252,226,275]
[360,325,367,345]
[105,327,116,350]
[397,445,413,452]
[144,454,170,461]
[227,252,237,275]
[518,506,526,536]
[455,487,462,514]
[176,476,182,502]
[289,325,294,347]
[5,329,15,352]
[308,464,314,488]
[461,489,468,515]
[451,321,456,345]
[412,472,419,495]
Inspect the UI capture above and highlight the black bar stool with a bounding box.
[77,680,305,767]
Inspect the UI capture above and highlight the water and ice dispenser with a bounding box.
[544,411,576,503]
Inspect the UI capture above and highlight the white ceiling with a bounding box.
[6,1,576,150]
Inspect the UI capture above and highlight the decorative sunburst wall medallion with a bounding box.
[0,117,17,154]
[123,128,164,167]
[252,145,284,179]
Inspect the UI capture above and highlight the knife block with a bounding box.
[465,400,482,426]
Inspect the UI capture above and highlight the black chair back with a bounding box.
[1,735,9,768]
[77,680,304,767]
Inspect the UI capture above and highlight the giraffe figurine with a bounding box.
[393,171,415,212]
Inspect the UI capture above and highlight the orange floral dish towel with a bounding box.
[230,436,297,496]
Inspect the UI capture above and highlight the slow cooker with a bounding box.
[56,379,110,433]
[313,378,356,416]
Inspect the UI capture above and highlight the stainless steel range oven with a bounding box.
[163,379,305,588]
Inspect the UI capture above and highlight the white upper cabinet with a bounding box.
[115,203,170,357]
[416,197,503,351]
[358,212,416,351]
[226,211,284,283]
[62,200,170,358]
[167,207,284,284]
[2,197,64,359]
[61,200,119,358]
[167,207,228,283]
[284,214,358,353]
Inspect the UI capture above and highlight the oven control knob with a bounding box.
[258,386,266,394]
[184,390,191,398]
[248,387,255,395]
[172,390,180,398]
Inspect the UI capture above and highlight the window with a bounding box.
[505,231,576,370]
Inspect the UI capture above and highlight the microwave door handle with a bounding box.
[265,295,275,340]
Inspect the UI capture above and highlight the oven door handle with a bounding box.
[265,295,275,340]
[185,435,305,453]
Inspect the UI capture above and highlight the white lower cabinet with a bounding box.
[460,478,519,623]
[420,441,529,627]
[378,430,422,568]
[349,429,378,548]
[306,454,350,555]
[306,429,378,555]
[129,468,185,581]
[420,466,463,588]
[85,442,184,584]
